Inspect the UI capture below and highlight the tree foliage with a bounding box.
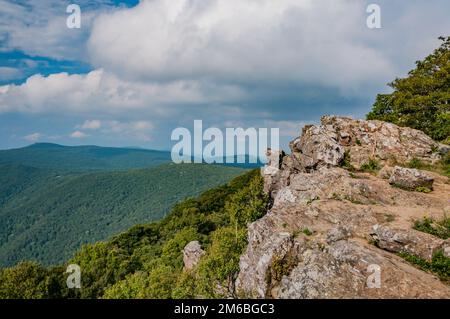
[0,169,268,299]
[0,163,244,267]
[367,36,450,143]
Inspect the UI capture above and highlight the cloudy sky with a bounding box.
[0,0,449,151]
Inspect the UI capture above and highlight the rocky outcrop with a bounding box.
[236,116,450,299]
[389,166,434,191]
[289,124,344,170]
[183,241,205,271]
[291,116,441,171]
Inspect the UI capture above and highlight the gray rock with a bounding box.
[389,166,434,191]
[236,230,293,298]
[290,125,345,169]
[442,239,450,258]
[326,226,353,244]
[438,143,450,156]
[183,241,205,271]
[370,225,444,261]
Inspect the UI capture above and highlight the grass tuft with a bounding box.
[398,250,450,282]
[360,158,380,172]
[413,216,450,240]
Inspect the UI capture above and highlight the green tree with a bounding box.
[367,36,450,143]
[195,226,247,298]
[0,169,268,299]
[0,261,49,299]
[103,264,178,299]
[70,242,134,298]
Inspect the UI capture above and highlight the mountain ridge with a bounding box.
[0,143,172,172]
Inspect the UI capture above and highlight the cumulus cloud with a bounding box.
[88,0,396,91]
[0,69,247,117]
[70,130,88,138]
[0,0,119,61]
[2,0,449,118]
[24,132,42,142]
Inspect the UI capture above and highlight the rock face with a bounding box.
[292,116,441,171]
[236,116,450,299]
[183,241,205,271]
[389,166,434,190]
[290,124,344,170]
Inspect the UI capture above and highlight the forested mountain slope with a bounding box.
[0,169,266,299]
[0,163,246,267]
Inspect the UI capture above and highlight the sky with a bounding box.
[0,0,449,151]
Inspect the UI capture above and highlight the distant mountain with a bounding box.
[0,143,172,172]
[0,163,246,267]
[0,143,263,171]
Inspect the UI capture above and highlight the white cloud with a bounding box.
[79,119,102,130]
[101,120,155,141]
[24,132,42,142]
[0,0,116,60]
[0,69,247,116]
[73,119,155,141]
[70,130,88,138]
[87,0,397,92]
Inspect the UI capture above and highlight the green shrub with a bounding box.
[267,253,298,284]
[413,216,450,239]
[415,186,432,193]
[398,250,450,282]
[367,37,450,143]
[407,157,424,169]
[360,159,380,172]
[340,150,354,170]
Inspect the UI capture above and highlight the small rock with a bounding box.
[326,226,352,244]
[264,149,284,172]
[443,240,450,258]
[378,166,393,179]
[438,143,450,156]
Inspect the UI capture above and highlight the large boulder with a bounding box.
[389,166,434,191]
[261,149,285,194]
[182,241,205,271]
[370,225,445,261]
[290,125,345,170]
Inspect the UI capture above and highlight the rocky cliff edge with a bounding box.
[235,116,450,298]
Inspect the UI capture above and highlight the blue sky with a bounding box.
[0,0,449,151]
